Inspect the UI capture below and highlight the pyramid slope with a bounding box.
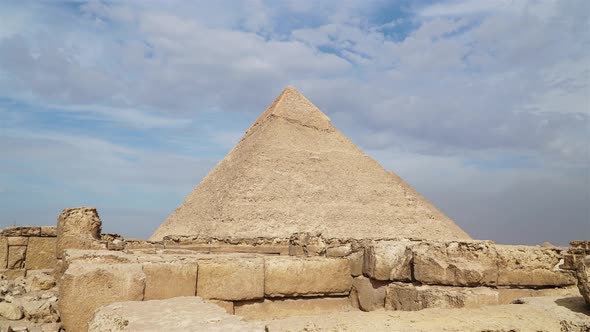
[150,87,470,241]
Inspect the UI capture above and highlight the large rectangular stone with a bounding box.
[0,238,7,269]
[143,262,198,300]
[496,286,579,304]
[351,276,388,311]
[59,262,145,332]
[385,283,498,311]
[363,241,413,281]
[413,241,498,287]
[265,257,352,297]
[7,245,27,269]
[196,255,264,301]
[25,237,57,270]
[496,245,576,287]
[235,297,351,320]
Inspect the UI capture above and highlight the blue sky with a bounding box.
[0,0,588,244]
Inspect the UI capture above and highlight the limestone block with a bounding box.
[265,257,352,297]
[348,251,363,277]
[413,241,498,286]
[40,226,57,237]
[496,245,576,287]
[7,246,27,269]
[25,237,57,270]
[575,256,590,304]
[496,286,579,304]
[59,262,145,332]
[0,269,26,280]
[207,300,234,314]
[7,237,28,246]
[385,283,499,311]
[326,244,353,257]
[351,276,388,311]
[234,297,351,320]
[89,297,266,332]
[0,237,7,269]
[0,302,24,320]
[56,207,102,259]
[143,262,198,300]
[197,256,264,300]
[363,241,413,281]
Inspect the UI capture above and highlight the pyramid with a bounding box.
[150,87,470,241]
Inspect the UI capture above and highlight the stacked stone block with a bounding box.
[562,240,590,305]
[0,226,57,278]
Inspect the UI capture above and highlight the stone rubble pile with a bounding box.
[0,272,62,332]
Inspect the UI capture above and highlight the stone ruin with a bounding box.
[0,87,588,331]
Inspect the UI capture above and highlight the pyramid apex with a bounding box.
[245,86,332,136]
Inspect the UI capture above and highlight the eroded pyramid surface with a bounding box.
[151,87,470,240]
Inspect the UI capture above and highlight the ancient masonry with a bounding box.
[0,87,588,331]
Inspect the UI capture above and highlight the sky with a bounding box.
[0,0,588,245]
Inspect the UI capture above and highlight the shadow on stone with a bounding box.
[554,296,590,315]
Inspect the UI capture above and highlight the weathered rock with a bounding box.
[7,246,27,269]
[234,297,351,320]
[0,302,24,320]
[56,207,102,259]
[196,255,264,301]
[348,251,363,277]
[30,273,56,291]
[59,262,145,332]
[496,286,579,304]
[385,283,498,311]
[265,257,352,297]
[207,300,234,314]
[40,323,61,332]
[0,237,7,269]
[326,244,352,257]
[89,297,265,331]
[0,269,26,280]
[21,299,59,323]
[413,241,498,287]
[363,241,413,281]
[25,237,57,270]
[351,276,388,311]
[143,262,198,300]
[40,227,57,237]
[575,256,590,304]
[7,237,28,246]
[496,245,576,287]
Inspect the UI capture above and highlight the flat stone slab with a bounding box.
[264,296,590,332]
[89,297,265,332]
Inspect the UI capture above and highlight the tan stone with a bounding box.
[25,237,57,270]
[89,297,265,332]
[496,245,576,287]
[235,297,351,320]
[7,246,27,269]
[0,237,7,269]
[575,256,590,304]
[352,276,388,311]
[207,300,234,314]
[59,262,145,332]
[0,269,26,279]
[413,241,498,286]
[496,286,579,304]
[7,237,28,246]
[348,251,363,277]
[326,244,353,257]
[385,283,498,311]
[40,226,57,237]
[363,241,413,281]
[56,207,102,259]
[197,256,264,300]
[143,262,198,300]
[150,87,471,242]
[265,257,352,297]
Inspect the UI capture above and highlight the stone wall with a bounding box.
[562,240,590,305]
[0,226,57,279]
